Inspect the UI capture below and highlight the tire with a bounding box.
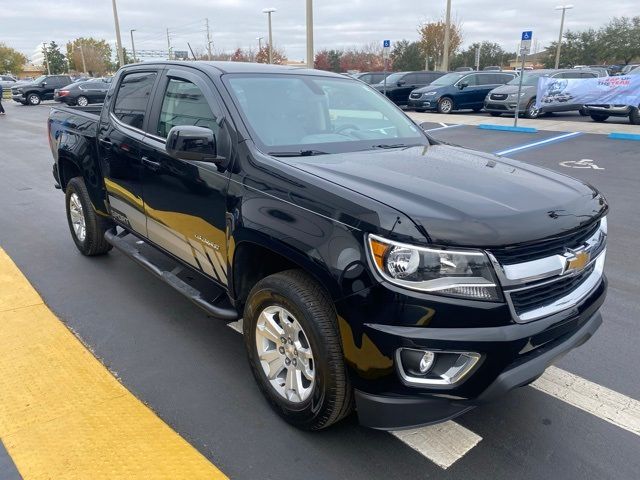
[578,107,588,116]
[65,177,113,256]
[437,97,454,114]
[243,270,353,430]
[76,95,89,107]
[629,107,640,125]
[590,114,609,122]
[489,112,502,117]
[26,93,41,105]
[524,99,539,119]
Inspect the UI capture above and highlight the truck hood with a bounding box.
[281,145,606,247]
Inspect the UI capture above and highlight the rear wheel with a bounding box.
[65,177,113,256]
[590,114,609,122]
[578,107,588,116]
[27,93,41,105]
[76,95,89,107]
[243,270,352,430]
[437,97,453,114]
[629,107,640,125]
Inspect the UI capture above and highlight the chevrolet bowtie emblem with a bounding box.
[565,250,590,273]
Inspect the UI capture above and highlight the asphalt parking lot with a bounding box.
[0,100,639,479]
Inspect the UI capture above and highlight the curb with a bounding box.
[478,124,538,133]
[608,132,640,141]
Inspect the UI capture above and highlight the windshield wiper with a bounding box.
[372,143,420,149]
[268,149,329,157]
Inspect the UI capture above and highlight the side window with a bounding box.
[403,74,418,85]
[416,73,430,84]
[581,72,597,78]
[156,78,219,138]
[462,74,478,86]
[476,74,495,85]
[113,71,157,129]
[558,72,581,79]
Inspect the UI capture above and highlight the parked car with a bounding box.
[408,71,516,113]
[620,64,639,75]
[372,71,447,106]
[48,60,607,431]
[11,74,73,105]
[483,66,502,71]
[54,78,111,106]
[484,69,599,119]
[584,67,640,124]
[353,72,390,85]
[455,67,474,72]
[0,75,18,89]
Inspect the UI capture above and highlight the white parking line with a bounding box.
[438,122,448,128]
[424,124,464,132]
[494,131,583,156]
[227,319,243,334]
[391,421,482,469]
[532,366,640,437]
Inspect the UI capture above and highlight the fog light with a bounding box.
[419,351,435,373]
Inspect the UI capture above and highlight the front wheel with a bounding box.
[27,93,41,105]
[578,107,588,116]
[65,177,113,256]
[437,97,454,114]
[629,107,640,125]
[243,270,353,430]
[590,114,609,122]
[524,99,539,119]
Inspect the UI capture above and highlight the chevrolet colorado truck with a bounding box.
[48,61,608,431]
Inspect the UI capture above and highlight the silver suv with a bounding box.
[484,69,601,119]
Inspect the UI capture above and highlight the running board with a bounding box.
[104,229,238,321]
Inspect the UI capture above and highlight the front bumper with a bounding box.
[484,98,528,114]
[356,308,602,429]
[408,97,438,110]
[342,269,606,430]
[12,93,25,103]
[585,104,633,116]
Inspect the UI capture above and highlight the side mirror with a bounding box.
[166,125,224,163]
[41,82,47,87]
[458,82,468,90]
[397,81,406,86]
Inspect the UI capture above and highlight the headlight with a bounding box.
[368,234,501,301]
[423,91,437,96]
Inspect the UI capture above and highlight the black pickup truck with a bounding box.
[48,61,608,431]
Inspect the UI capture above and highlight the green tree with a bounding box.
[43,41,67,74]
[600,16,640,64]
[66,38,112,76]
[0,43,27,75]
[451,42,512,70]
[390,40,425,71]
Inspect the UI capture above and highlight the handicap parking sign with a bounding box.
[521,31,532,40]
[383,40,391,48]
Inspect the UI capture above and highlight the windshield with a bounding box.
[225,74,426,154]
[32,75,47,84]
[507,73,547,86]
[430,72,466,86]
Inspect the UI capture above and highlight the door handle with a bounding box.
[99,138,113,150]
[142,156,161,171]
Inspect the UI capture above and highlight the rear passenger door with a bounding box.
[98,68,162,236]
[139,67,234,285]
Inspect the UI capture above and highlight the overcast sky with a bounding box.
[1,0,637,62]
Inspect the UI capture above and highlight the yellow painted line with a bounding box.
[0,248,227,479]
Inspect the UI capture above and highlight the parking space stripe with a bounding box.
[0,248,228,479]
[494,132,583,156]
[532,366,640,437]
[424,124,464,132]
[391,421,482,469]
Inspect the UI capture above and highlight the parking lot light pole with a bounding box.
[306,0,314,69]
[262,8,276,64]
[111,0,125,68]
[130,29,137,63]
[79,45,87,73]
[554,5,573,69]
[442,0,452,71]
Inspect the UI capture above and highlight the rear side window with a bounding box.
[403,73,418,84]
[156,78,218,138]
[113,71,157,129]
[498,74,515,83]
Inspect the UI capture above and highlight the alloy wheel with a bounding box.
[255,305,315,403]
[68,193,86,242]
